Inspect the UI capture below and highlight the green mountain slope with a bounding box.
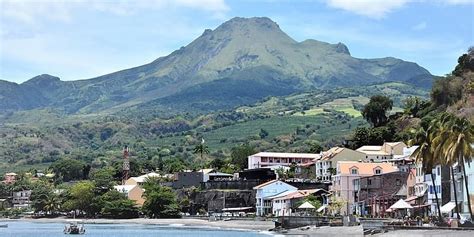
[1,17,432,114]
[0,82,428,173]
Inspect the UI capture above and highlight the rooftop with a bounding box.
[337,161,398,175]
[250,152,320,159]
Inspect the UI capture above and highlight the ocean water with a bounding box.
[0,221,271,237]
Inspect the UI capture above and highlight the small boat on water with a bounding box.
[64,223,85,235]
[0,224,8,228]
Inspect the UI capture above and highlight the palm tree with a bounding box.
[409,125,442,221]
[439,114,473,220]
[44,193,62,216]
[193,139,210,162]
[431,113,466,220]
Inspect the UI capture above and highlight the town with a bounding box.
[0,1,473,236]
[1,137,473,232]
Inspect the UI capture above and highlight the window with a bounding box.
[437,167,441,176]
[368,179,372,185]
[396,179,401,186]
[375,169,382,175]
[351,168,358,175]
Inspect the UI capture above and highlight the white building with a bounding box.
[248,152,319,169]
[357,142,407,162]
[315,147,366,181]
[253,180,297,216]
[272,189,328,216]
[12,190,31,208]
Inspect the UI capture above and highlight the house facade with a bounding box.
[253,180,297,216]
[331,161,398,215]
[271,189,328,216]
[316,147,366,181]
[3,172,17,184]
[114,185,145,206]
[248,152,320,169]
[355,171,409,217]
[12,190,32,208]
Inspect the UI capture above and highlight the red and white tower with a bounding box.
[122,146,130,184]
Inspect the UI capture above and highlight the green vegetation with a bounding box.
[0,81,428,173]
[142,178,180,218]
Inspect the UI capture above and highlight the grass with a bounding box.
[155,114,368,151]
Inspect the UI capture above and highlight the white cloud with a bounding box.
[324,0,411,19]
[324,0,473,19]
[412,21,427,30]
[0,0,230,23]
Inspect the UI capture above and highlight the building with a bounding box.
[172,171,203,189]
[332,161,398,215]
[124,172,161,186]
[461,160,474,217]
[254,180,297,216]
[12,190,31,208]
[357,142,407,161]
[239,168,276,181]
[355,171,409,217]
[198,169,233,182]
[114,185,145,206]
[3,172,17,184]
[248,152,320,169]
[295,161,316,179]
[271,189,328,216]
[316,147,366,181]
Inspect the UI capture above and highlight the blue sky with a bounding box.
[0,0,473,83]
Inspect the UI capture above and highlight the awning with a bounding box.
[316,205,327,212]
[440,202,457,213]
[298,201,316,209]
[389,199,413,209]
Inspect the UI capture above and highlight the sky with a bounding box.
[0,0,473,83]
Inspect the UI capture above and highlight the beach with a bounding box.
[3,218,474,236]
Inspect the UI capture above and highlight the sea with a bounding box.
[0,221,273,237]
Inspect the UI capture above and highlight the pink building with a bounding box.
[3,172,17,184]
[331,162,398,215]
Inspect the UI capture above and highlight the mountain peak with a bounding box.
[22,74,61,87]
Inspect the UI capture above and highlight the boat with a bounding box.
[0,224,8,228]
[64,223,85,235]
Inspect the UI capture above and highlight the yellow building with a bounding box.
[114,185,145,206]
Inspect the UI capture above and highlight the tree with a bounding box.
[63,181,98,217]
[209,157,226,170]
[163,157,186,173]
[30,181,54,214]
[230,144,256,171]
[142,178,180,218]
[403,96,430,117]
[99,190,139,219]
[362,95,393,127]
[307,142,323,153]
[91,167,115,191]
[193,141,209,162]
[50,158,85,182]
[409,125,443,222]
[259,129,269,139]
[433,113,473,220]
[43,193,62,215]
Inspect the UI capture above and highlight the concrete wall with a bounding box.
[278,216,342,229]
[173,172,203,189]
[202,180,261,190]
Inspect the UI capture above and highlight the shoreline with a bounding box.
[0,217,275,233]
